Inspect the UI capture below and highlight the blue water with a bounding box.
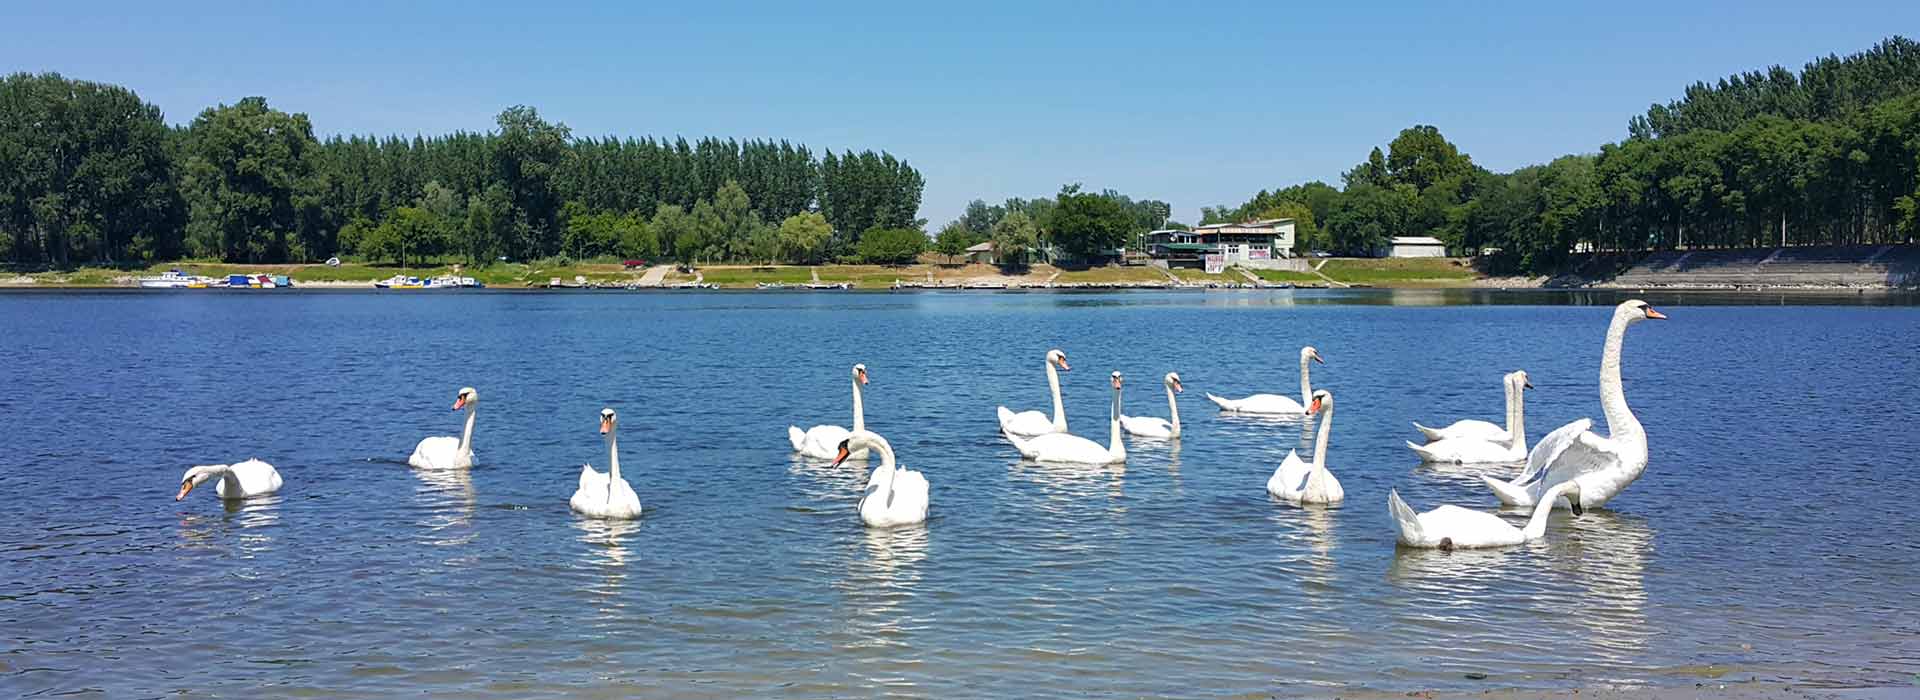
[2,289,1917,698]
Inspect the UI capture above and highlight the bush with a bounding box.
[856,227,927,265]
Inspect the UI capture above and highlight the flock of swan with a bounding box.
[172,299,1666,551]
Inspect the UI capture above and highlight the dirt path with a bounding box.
[636,265,672,287]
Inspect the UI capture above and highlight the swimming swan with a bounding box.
[1484,300,1666,509]
[175,459,283,501]
[1407,371,1531,463]
[834,430,929,528]
[1120,372,1183,439]
[1267,390,1344,504]
[1413,370,1531,443]
[1005,371,1127,464]
[571,408,642,519]
[1207,346,1323,415]
[1388,481,1583,549]
[789,364,870,461]
[997,349,1071,436]
[409,387,478,469]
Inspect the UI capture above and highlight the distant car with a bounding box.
[622,259,648,270]
[324,256,341,267]
[1311,250,1333,258]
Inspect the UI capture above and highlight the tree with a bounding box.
[933,221,971,263]
[364,206,447,266]
[989,210,1039,268]
[493,105,571,258]
[1325,183,1415,255]
[958,199,1003,240]
[179,96,317,262]
[1046,185,1133,259]
[776,211,832,264]
[856,227,926,265]
[652,204,699,265]
[818,150,924,244]
[1385,125,1475,192]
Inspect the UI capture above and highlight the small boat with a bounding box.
[964,281,1007,290]
[802,282,849,290]
[221,273,280,289]
[756,282,787,290]
[375,275,428,290]
[137,269,207,289]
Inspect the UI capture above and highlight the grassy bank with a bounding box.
[1317,257,1477,284]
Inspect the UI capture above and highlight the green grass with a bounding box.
[1318,258,1476,283]
[1245,269,1324,284]
[1052,266,1170,284]
[694,266,818,286]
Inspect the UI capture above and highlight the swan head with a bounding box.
[1307,389,1333,415]
[852,364,869,385]
[1301,346,1324,364]
[1046,349,1070,372]
[1509,370,1533,391]
[833,430,886,467]
[175,465,221,501]
[1164,372,1183,393]
[1110,371,1123,391]
[1619,299,1667,323]
[1553,481,1585,516]
[599,408,617,436]
[452,387,478,410]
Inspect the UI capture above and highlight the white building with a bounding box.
[1187,218,1296,262]
[1388,236,1447,258]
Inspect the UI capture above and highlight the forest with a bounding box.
[0,82,923,267]
[1203,36,1920,274]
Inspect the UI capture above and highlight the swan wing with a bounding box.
[1021,432,1111,463]
[1268,449,1311,496]
[1387,490,1425,545]
[410,436,461,468]
[1520,419,1596,485]
[1000,409,1055,436]
[1119,415,1171,436]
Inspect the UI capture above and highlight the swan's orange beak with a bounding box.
[1309,396,1324,415]
[1172,379,1183,394]
[175,481,195,501]
[1056,357,1071,372]
[599,417,612,435]
[1646,307,1667,320]
[452,396,466,411]
[1311,353,1325,365]
[857,369,869,385]
[832,444,851,467]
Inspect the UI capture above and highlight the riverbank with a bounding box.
[1341,682,1910,700]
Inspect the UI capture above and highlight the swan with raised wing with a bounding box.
[1389,481,1583,549]
[1207,346,1322,415]
[998,349,1071,436]
[409,387,478,469]
[1005,371,1126,464]
[834,430,929,528]
[1267,390,1344,504]
[1407,371,1530,463]
[175,459,283,501]
[572,408,642,519]
[1120,372,1183,439]
[789,364,870,461]
[1484,300,1666,509]
[1413,370,1530,444]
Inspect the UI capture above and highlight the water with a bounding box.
[2,289,1917,698]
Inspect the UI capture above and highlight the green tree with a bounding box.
[989,210,1039,268]
[493,105,571,259]
[652,204,700,264]
[1046,185,1132,259]
[776,211,832,264]
[179,96,317,262]
[933,220,971,263]
[856,227,926,265]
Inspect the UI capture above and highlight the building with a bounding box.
[1188,218,1296,262]
[1388,236,1447,258]
[964,241,997,265]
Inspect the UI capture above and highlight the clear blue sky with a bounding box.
[4,1,1914,227]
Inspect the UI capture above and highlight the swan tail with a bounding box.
[1205,393,1234,410]
[1387,490,1423,545]
[1412,422,1446,442]
[1482,475,1534,507]
[1405,440,1442,462]
[787,426,807,451]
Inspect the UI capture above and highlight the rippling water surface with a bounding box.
[3,289,1917,698]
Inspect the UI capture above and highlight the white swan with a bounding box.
[1005,371,1127,465]
[1413,370,1531,443]
[834,430,929,528]
[571,408,642,519]
[1484,300,1667,509]
[997,349,1071,436]
[1207,346,1323,415]
[175,459,283,501]
[409,387,478,469]
[1388,481,1583,549]
[1407,371,1530,463]
[1120,372,1183,438]
[1267,389,1344,503]
[789,364,870,461]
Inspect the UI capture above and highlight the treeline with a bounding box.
[0,74,924,266]
[933,187,1172,266]
[1212,36,1920,274]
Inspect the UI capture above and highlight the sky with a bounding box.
[4,1,1915,227]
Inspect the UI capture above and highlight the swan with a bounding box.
[1388,481,1584,549]
[1406,371,1530,463]
[789,364,870,461]
[997,349,1071,436]
[1267,390,1344,504]
[1484,300,1667,509]
[409,387,478,469]
[571,408,642,519]
[833,430,929,528]
[1004,371,1127,464]
[1120,372,1183,438]
[1413,370,1531,443]
[1207,346,1323,415]
[175,459,283,501]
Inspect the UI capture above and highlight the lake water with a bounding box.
[3,289,1917,698]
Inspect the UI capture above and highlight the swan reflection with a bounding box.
[837,525,929,664]
[1009,458,1126,504]
[412,466,475,546]
[573,516,640,618]
[176,494,283,552]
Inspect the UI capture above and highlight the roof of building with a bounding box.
[1192,218,1295,232]
[1156,243,1219,252]
[1391,236,1446,245]
[965,241,994,252]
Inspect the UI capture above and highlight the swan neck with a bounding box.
[1599,313,1642,440]
[873,437,898,496]
[1299,354,1313,408]
[459,404,477,454]
[1507,381,1526,450]
[1166,383,1181,435]
[1523,484,1567,540]
[606,430,621,483]
[1311,402,1333,471]
[1109,385,1125,458]
[851,374,865,432]
[1046,361,1066,431]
